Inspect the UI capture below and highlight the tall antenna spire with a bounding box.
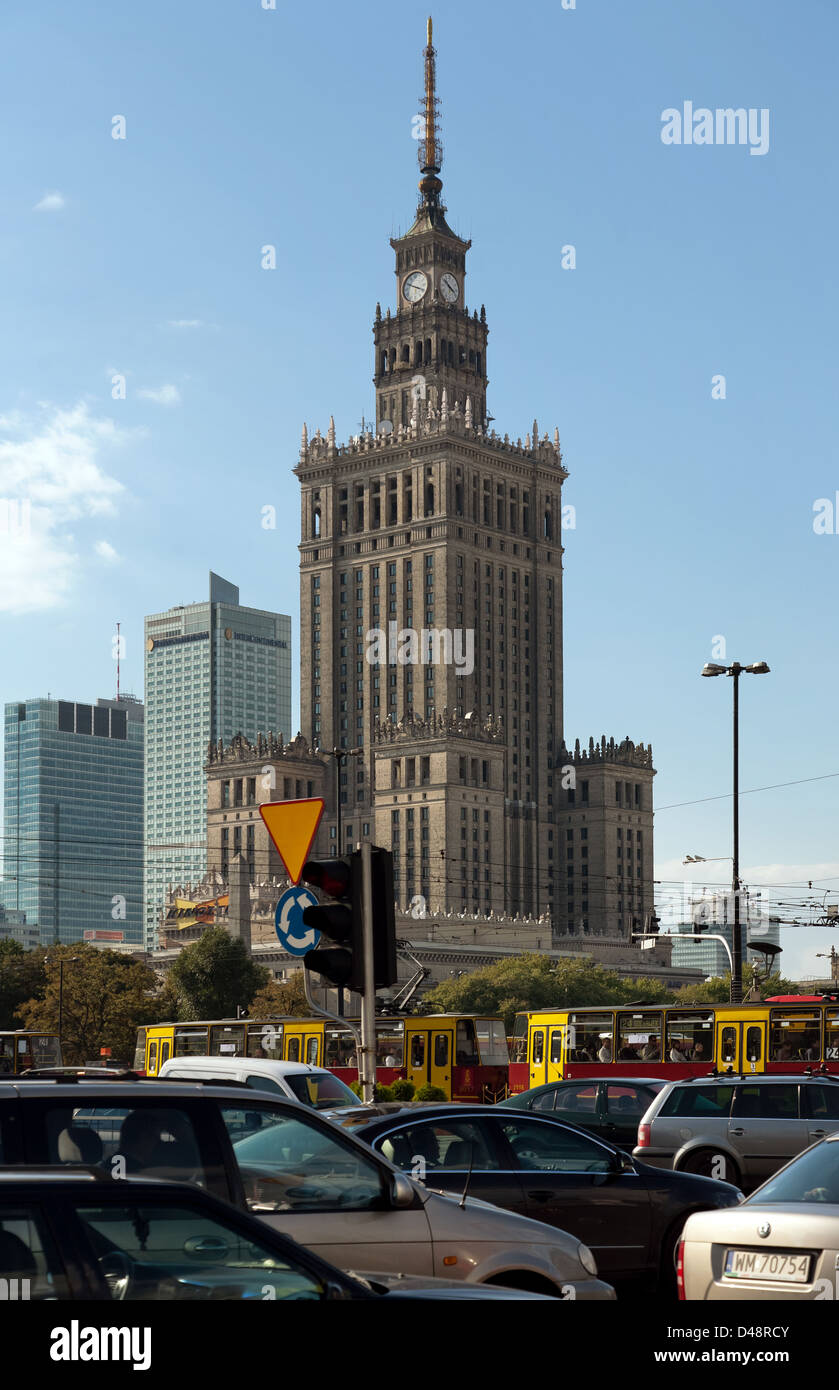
[116,620,121,702]
[418,15,443,209]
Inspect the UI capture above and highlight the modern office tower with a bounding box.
[295,22,655,934]
[2,695,144,945]
[143,572,291,946]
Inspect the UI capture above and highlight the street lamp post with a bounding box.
[701,660,770,1003]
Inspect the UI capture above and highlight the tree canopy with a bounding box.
[166,927,270,1021]
[0,940,47,1030]
[15,944,160,1065]
[248,971,310,1019]
[421,954,676,1032]
[672,963,802,1005]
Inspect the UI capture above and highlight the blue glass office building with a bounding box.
[2,695,144,945]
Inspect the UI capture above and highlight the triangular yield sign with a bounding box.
[259,798,325,884]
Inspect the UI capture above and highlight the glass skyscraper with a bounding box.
[2,695,144,945]
[143,572,291,946]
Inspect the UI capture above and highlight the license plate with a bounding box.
[723,1249,810,1282]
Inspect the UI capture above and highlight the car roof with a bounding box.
[346,1102,620,1147]
[526,1077,665,1089]
[0,1080,305,1104]
[159,1058,332,1077]
[664,1072,839,1087]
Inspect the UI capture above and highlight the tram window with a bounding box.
[174,1027,210,1058]
[475,1019,508,1065]
[550,1030,563,1065]
[247,1026,283,1060]
[510,1017,528,1064]
[287,1038,301,1063]
[148,1041,158,1075]
[28,1036,61,1067]
[769,1010,820,1062]
[617,1012,662,1062]
[569,1013,613,1063]
[411,1035,425,1069]
[327,1030,356,1067]
[0,1038,16,1075]
[665,1014,714,1064]
[210,1025,246,1057]
[306,1038,319,1065]
[434,1034,449,1067]
[745,1027,762,1064]
[376,1028,404,1067]
[826,1015,839,1061]
[456,1021,478,1065]
[532,1032,545,1065]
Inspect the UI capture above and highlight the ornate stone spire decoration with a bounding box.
[418,16,443,211]
[327,415,336,455]
[440,387,448,423]
[300,422,308,460]
[465,395,473,429]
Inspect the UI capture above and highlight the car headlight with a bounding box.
[576,1242,597,1277]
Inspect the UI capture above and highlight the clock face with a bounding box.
[402,271,428,304]
[440,272,459,303]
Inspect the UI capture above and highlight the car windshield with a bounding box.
[284,1073,361,1110]
[748,1141,839,1205]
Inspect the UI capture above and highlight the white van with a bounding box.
[157,1055,362,1111]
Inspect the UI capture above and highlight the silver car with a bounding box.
[680,1132,839,1299]
[634,1074,839,1189]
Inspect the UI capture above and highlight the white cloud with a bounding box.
[0,402,129,614]
[167,319,204,329]
[33,192,65,212]
[138,384,181,405]
[94,539,119,563]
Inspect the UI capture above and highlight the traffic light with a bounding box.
[301,855,361,989]
[300,847,398,992]
[693,904,710,935]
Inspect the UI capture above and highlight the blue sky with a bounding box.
[1,0,837,975]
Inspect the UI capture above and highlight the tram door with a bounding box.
[529,1027,548,1087]
[717,1020,765,1074]
[406,1028,453,1094]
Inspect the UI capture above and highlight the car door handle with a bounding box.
[811,1129,827,1138]
[527,1190,554,1203]
[730,1128,744,1136]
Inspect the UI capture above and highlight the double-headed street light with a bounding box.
[701,660,771,1003]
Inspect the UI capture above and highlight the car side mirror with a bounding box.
[390,1173,416,1208]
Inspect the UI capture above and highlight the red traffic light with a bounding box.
[301,858,353,900]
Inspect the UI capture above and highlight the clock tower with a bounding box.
[374,19,488,432]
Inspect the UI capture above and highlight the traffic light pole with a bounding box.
[360,841,377,1104]
[633,931,734,974]
[301,966,362,1063]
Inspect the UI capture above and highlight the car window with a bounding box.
[0,1205,70,1299]
[750,1142,839,1204]
[76,1203,327,1302]
[42,1104,207,1185]
[805,1084,839,1121]
[283,1073,360,1110]
[660,1085,734,1119]
[605,1085,648,1118]
[221,1105,385,1212]
[531,1091,557,1112]
[553,1085,598,1117]
[732,1085,799,1120]
[498,1118,613,1173]
[377,1120,499,1173]
[246,1075,286,1096]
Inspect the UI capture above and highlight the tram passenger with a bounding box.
[641,1035,660,1061]
[597,1036,612,1063]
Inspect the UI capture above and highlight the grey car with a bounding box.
[634,1073,839,1189]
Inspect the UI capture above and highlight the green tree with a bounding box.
[15,944,161,1065]
[248,972,309,1018]
[167,927,270,1021]
[421,953,675,1033]
[673,963,800,1005]
[0,941,47,1029]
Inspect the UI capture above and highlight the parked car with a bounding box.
[0,1167,553,1301]
[634,1073,839,1189]
[157,1055,362,1110]
[0,1079,614,1299]
[679,1131,839,1300]
[345,1102,743,1293]
[497,1078,668,1150]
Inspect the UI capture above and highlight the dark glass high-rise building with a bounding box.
[2,695,144,945]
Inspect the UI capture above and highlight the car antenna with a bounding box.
[458,1140,476,1209]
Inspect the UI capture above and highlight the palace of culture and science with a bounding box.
[183,22,689,989]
